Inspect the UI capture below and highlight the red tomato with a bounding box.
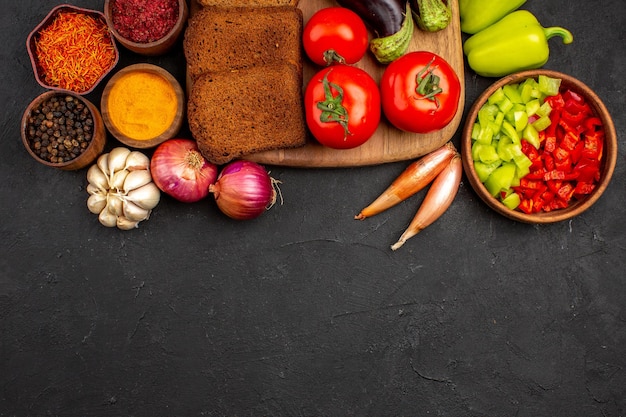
[305,65,380,149]
[302,7,369,66]
[380,51,461,133]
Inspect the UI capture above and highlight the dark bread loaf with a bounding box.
[188,63,307,165]
[184,6,303,81]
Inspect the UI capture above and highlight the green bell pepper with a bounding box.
[459,0,526,34]
[463,10,574,78]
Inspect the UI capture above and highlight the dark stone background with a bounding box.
[1,1,624,416]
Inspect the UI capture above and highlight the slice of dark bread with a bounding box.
[187,63,307,165]
[184,6,303,81]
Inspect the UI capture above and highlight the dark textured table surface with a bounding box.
[1,1,625,416]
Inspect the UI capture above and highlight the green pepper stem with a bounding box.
[543,26,574,44]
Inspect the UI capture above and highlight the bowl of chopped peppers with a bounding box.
[26,4,119,95]
[461,69,617,224]
[104,0,188,56]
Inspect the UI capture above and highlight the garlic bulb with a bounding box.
[86,147,160,229]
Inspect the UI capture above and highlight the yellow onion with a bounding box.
[391,154,462,250]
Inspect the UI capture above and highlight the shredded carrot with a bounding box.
[34,11,116,93]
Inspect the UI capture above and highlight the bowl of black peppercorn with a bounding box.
[21,91,107,170]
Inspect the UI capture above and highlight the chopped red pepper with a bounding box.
[561,109,587,126]
[515,90,604,214]
[560,131,579,152]
[584,116,603,132]
[574,182,595,195]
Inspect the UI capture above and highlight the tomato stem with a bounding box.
[323,49,346,65]
[317,70,351,138]
[415,56,443,108]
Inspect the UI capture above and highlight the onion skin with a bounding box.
[150,139,218,203]
[391,154,462,251]
[209,160,275,220]
[355,141,457,220]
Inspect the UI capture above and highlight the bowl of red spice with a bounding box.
[26,4,119,95]
[461,69,618,224]
[104,0,188,56]
[21,91,107,170]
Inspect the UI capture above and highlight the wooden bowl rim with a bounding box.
[100,63,185,149]
[21,91,106,170]
[26,4,120,95]
[103,0,188,54]
[461,69,618,224]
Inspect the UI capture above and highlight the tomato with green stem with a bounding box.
[304,65,381,149]
[302,7,369,66]
[380,51,461,133]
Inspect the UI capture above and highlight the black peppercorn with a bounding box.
[25,95,94,164]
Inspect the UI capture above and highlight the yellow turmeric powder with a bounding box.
[106,70,178,140]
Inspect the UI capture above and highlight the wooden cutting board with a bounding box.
[189,0,465,168]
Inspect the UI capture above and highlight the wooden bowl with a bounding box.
[103,0,188,56]
[21,91,107,170]
[26,4,119,95]
[100,63,185,149]
[461,69,618,224]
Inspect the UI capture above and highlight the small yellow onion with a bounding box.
[85,147,160,230]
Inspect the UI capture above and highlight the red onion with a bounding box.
[209,160,278,220]
[150,139,218,203]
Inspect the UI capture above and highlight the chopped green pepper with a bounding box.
[459,0,526,34]
[463,10,574,77]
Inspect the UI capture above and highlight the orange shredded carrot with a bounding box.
[34,11,116,93]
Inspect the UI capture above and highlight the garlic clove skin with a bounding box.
[87,193,107,214]
[98,206,118,227]
[106,195,124,216]
[123,170,153,193]
[96,153,110,178]
[110,169,130,192]
[124,151,150,171]
[122,200,151,222]
[107,147,131,179]
[116,216,139,230]
[87,183,105,196]
[126,182,161,210]
[87,164,109,192]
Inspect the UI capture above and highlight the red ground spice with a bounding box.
[35,12,117,93]
[111,0,179,43]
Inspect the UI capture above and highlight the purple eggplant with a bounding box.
[336,0,414,64]
[411,0,451,32]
